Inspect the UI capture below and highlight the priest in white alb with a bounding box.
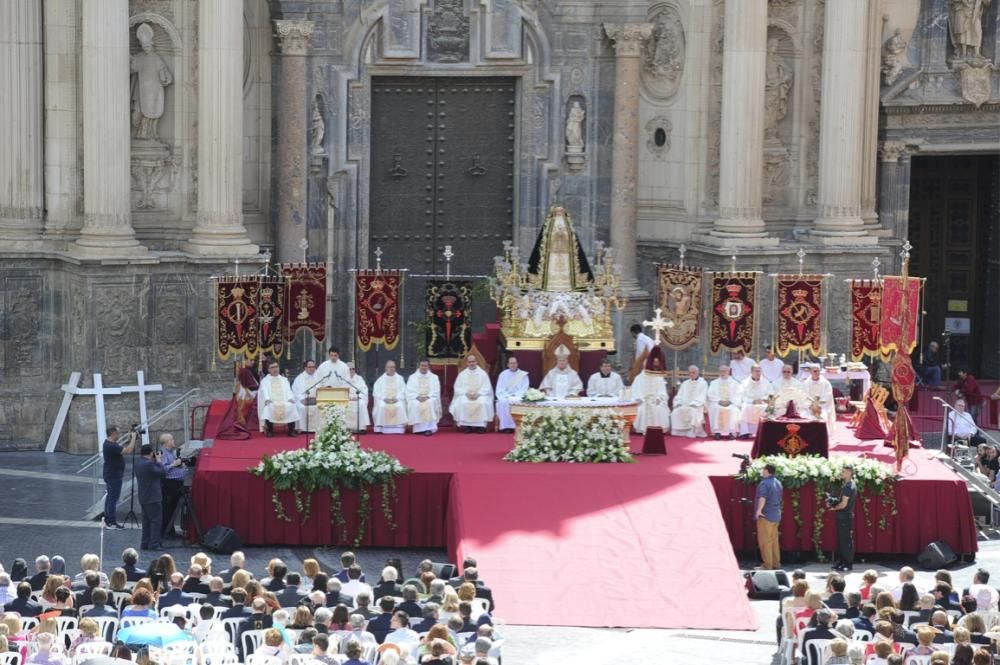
[344,362,371,433]
[540,346,583,399]
[759,346,785,384]
[495,355,530,433]
[729,349,755,383]
[670,365,708,438]
[450,354,494,432]
[802,364,836,429]
[771,363,805,417]
[738,364,774,439]
[707,364,742,439]
[291,359,322,433]
[406,359,442,436]
[258,361,300,437]
[587,358,624,398]
[372,360,407,434]
[631,347,671,434]
[317,346,351,389]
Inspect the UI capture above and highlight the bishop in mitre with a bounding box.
[317,346,351,389]
[802,364,835,428]
[708,364,743,439]
[291,359,321,433]
[631,347,671,434]
[671,365,708,438]
[345,362,371,433]
[406,359,442,436]
[738,365,774,438]
[372,360,407,434]
[771,363,805,417]
[258,361,300,437]
[450,354,494,432]
[495,356,530,433]
[540,346,583,399]
[587,357,624,398]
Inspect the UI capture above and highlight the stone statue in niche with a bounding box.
[881,28,907,85]
[564,101,586,172]
[645,11,684,82]
[949,0,992,60]
[763,38,792,144]
[130,23,173,142]
[311,98,325,155]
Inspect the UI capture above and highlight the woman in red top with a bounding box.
[859,570,878,600]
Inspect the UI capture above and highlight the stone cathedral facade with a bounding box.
[0,0,997,450]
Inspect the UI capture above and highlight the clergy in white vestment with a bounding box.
[629,323,656,380]
[258,361,300,437]
[495,355,530,433]
[345,362,371,433]
[540,346,584,399]
[317,346,351,389]
[707,364,743,438]
[406,359,442,436]
[291,360,322,432]
[450,354,495,432]
[729,349,756,383]
[631,347,671,434]
[771,364,806,417]
[802,364,836,428]
[587,358,625,398]
[758,346,785,384]
[372,360,408,434]
[670,365,708,437]
[739,365,774,438]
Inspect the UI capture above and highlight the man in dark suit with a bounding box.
[933,582,960,612]
[366,597,396,644]
[843,592,861,620]
[851,604,877,633]
[217,552,245,585]
[28,556,51,591]
[396,584,423,619]
[930,610,955,643]
[135,443,174,551]
[448,557,479,588]
[275,573,308,608]
[237,598,273,658]
[160,572,195,607]
[334,551,366,584]
[802,609,838,665]
[825,574,848,610]
[456,602,477,633]
[182,565,211,594]
[461,568,495,612]
[204,578,232,608]
[4,582,42,616]
[82,589,119,618]
[122,548,147,582]
[264,564,287,592]
[352,590,377,620]
[75,572,102,608]
[412,603,439,634]
[221,589,253,619]
[323,579,354,608]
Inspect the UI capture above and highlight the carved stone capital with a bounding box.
[878,141,906,162]
[604,23,654,57]
[274,20,314,56]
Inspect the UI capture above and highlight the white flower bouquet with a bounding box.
[505,407,632,463]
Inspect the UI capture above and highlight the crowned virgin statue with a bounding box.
[526,205,593,292]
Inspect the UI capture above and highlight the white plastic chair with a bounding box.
[207,655,238,665]
[221,618,245,648]
[241,629,265,658]
[468,598,490,617]
[164,640,198,665]
[246,654,280,665]
[904,656,932,665]
[200,641,235,663]
[852,629,873,641]
[120,616,155,631]
[90,617,119,643]
[55,616,78,635]
[0,652,22,665]
[73,641,113,662]
[20,618,39,632]
[804,638,831,665]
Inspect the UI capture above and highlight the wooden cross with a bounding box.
[642,307,673,345]
[117,371,163,446]
[45,372,81,453]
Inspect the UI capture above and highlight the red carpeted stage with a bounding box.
[193,400,976,630]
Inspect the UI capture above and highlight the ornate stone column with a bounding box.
[877,141,914,237]
[187,0,258,256]
[709,0,776,245]
[0,0,44,242]
[273,20,315,264]
[74,0,145,255]
[859,0,883,231]
[604,22,653,283]
[812,0,876,243]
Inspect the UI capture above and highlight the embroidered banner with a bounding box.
[879,276,921,356]
[709,272,758,354]
[656,265,703,351]
[775,276,824,357]
[426,280,472,359]
[281,263,327,343]
[216,279,260,360]
[355,270,403,351]
[849,280,882,361]
[256,277,286,356]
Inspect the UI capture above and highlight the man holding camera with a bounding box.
[158,433,186,539]
[135,443,169,551]
[102,425,135,529]
[754,463,783,570]
[828,466,857,572]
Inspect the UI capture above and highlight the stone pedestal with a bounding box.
[273,20,315,264]
[186,0,258,257]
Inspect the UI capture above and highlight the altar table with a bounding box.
[750,418,829,458]
[509,398,639,446]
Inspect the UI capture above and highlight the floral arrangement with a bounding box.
[505,407,632,463]
[522,388,547,403]
[741,454,898,560]
[250,405,410,545]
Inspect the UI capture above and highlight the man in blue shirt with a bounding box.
[158,433,186,539]
[102,426,135,529]
[755,463,783,570]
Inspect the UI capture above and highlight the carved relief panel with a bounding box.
[2,276,43,377]
[642,4,686,100]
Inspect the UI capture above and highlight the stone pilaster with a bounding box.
[273,20,315,264]
[74,0,145,255]
[812,0,876,244]
[877,141,914,237]
[859,0,883,231]
[187,0,259,256]
[0,0,45,242]
[709,0,776,246]
[604,22,653,284]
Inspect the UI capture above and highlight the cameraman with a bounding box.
[102,425,135,529]
[158,433,186,539]
[754,463,783,570]
[829,466,857,572]
[135,444,168,551]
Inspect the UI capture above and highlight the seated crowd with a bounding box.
[779,564,1000,665]
[0,550,502,665]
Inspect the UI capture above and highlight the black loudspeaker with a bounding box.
[432,562,457,580]
[744,570,787,599]
[201,525,243,554]
[918,541,958,569]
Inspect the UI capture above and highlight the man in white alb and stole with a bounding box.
[495,356,530,433]
[739,365,774,439]
[258,361,300,437]
[802,364,836,429]
[707,364,742,439]
[406,359,442,436]
[771,363,805,417]
[540,346,583,399]
[345,362,371,433]
[670,365,708,438]
[450,355,495,432]
[372,360,407,434]
[291,359,321,432]
[631,347,671,434]
[317,346,351,389]
[587,358,624,398]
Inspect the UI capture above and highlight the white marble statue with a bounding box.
[130,23,173,141]
[949,0,992,59]
[565,101,585,151]
[764,38,792,142]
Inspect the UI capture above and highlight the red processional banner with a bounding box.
[216,279,261,360]
[355,270,403,351]
[878,276,921,356]
[775,276,824,357]
[657,265,702,351]
[709,272,758,354]
[281,263,328,343]
[849,280,882,361]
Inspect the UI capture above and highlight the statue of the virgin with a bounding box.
[526,205,593,292]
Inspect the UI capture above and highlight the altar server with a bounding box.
[495,356,530,433]
[707,364,742,439]
[587,358,625,398]
[540,346,584,399]
[406,359,442,436]
[258,361,300,437]
[317,346,351,389]
[450,355,494,432]
[803,364,836,428]
[291,360,321,433]
[629,323,656,380]
[771,364,805,417]
[631,347,671,434]
[739,365,774,438]
[729,349,756,383]
[759,346,785,384]
[345,362,371,433]
[671,365,708,438]
[373,360,408,434]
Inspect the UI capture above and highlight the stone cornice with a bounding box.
[884,102,1000,115]
[604,23,653,57]
[274,20,314,56]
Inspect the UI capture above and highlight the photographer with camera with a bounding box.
[828,466,857,572]
[157,433,186,539]
[101,425,136,529]
[135,443,168,551]
[754,463,783,570]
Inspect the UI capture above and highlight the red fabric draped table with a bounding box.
[751,419,829,458]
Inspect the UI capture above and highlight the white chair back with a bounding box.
[221,617,245,648]
[246,654,280,665]
[0,652,22,665]
[852,629,873,641]
[120,616,155,631]
[804,639,831,665]
[904,656,932,665]
[90,617,119,642]
[55,616,78,635]
[20,618,39,632]
[74,641,113,660]
[241,629,265,658]
[468,598,490,617]
[207,655,238,665]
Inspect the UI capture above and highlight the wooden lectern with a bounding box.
[316,387,350,428]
